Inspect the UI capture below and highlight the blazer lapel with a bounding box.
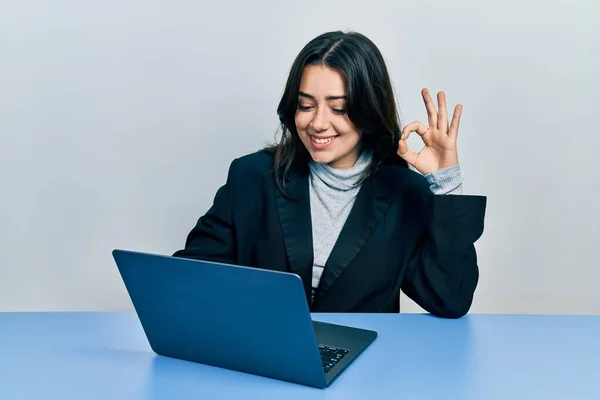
[313,169,391,305]
[275,165,314,302]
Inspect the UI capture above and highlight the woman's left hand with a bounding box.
[397,88,462,175]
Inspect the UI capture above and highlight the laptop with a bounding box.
[112,249,377,389]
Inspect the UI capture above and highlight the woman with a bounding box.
[173,31,486,318]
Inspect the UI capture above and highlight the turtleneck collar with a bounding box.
[308,148,373,191]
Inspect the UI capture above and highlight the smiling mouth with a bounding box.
[310,135,337,144]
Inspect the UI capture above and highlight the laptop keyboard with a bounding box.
[318,344,349,374]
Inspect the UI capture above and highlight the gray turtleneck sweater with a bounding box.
[308,150,464,300]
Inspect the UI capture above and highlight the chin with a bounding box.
[308,151,335,165]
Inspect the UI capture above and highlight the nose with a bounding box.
[310,107,330,133]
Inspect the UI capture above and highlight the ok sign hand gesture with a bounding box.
[397,89,462,175]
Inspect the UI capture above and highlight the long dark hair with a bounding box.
[266,30,407,196]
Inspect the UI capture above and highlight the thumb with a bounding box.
[397,139,418,167]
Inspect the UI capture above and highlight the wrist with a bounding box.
[438,152,459,170]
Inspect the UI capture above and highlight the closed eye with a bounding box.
[297,104,346,115]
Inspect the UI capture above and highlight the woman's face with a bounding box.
[294,65,362,169]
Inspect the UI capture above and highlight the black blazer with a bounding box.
[173,150,487,318]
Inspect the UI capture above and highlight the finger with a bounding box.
[437,91,448,132]
[397,139,419,167]
[421,88,437,128]
[448,104,463,139]
[401,121,430,141]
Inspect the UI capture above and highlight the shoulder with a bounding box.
[221,149,275,196]
[229,149,275,177]
[378,162,431,198]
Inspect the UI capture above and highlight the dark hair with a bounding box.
[266,30,407,196]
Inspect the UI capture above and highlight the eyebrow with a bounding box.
[298,91,347,101]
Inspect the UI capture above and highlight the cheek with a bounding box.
[294,112,310,131]
[332,118,360,139]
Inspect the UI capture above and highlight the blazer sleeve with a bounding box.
[401,193,486,318]
[172,158,238,264]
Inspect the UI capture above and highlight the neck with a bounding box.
[308,149,373,191]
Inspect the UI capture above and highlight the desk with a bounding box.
[0,312,598,399]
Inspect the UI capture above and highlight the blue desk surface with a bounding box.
[0,312,598,399]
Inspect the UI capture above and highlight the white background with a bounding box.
[1,0,598,314]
